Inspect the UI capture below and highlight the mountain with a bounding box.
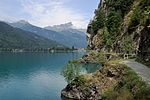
[10,21,87,48]
[45,22,87,48]
[0,21,63,49]
[9,20,65,40]
[45,22,73,31]
[45,22,86,36]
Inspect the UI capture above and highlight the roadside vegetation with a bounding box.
[61,0,150,99]
[136,57,150,68]
[62,51,150,100]
[102,63,150,100]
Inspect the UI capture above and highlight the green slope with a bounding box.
[0,21,64,49]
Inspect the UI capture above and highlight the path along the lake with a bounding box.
[122,60,150,85]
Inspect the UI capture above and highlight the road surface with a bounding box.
[122,60,150,85]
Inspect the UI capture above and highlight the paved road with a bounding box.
[122,60,150,85]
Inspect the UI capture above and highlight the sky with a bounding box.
[0,0,99,28]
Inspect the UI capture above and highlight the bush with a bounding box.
[128,0,150,33]
[122,37,134,53]
[101,27,114,49]
[61,61,81,83]
[129,8,141,30]
[70,76,85,86]
[102,65,150,100]
[115,0,134,16]
[91,9,105,34]
[141,6,150,26]
[105,0,134,16]
[106,11,122,34]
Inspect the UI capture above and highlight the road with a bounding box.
[122,60,150,85]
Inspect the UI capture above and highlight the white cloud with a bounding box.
[0,15,17,22]
[21,0,88,28]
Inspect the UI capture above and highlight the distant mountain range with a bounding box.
[10,20,87,48]
[44,22,86,37]
[0,21,63,49]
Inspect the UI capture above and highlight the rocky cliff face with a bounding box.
[61,1,150,99]
[87,0,150,62]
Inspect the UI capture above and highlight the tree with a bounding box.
[106,11,122,34]
[91,9,106,34]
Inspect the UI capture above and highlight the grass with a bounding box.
[107,59,125,64]
[101,64,150,100]
[63,51,150,100]
[70,76,86,87]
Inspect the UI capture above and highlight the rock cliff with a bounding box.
[61,0,150,99]
[87,0,150,62]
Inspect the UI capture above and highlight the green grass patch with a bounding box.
[102,64,150,100]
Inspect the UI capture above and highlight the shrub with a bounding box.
[101,27,114,49]
[102,64,150,100]
[122,37,134,53]
[141,6,150,26]
[105,0,134,16]
[91,9,105,34]
[129,8,141,29]
[106,11,122,34]
[61,61,81,83]
[70,76,86,86]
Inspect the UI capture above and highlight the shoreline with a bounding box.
[0,48,86,53]
[61,52,150,100]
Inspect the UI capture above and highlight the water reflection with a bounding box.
[0,52,85,100]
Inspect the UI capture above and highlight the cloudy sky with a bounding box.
[0,0,99,28]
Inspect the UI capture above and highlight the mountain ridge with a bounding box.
[0,21,64,49]
[10,21,87,48]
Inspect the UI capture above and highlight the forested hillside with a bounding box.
[87,0,150,62]
[10,21,86,48]
[0,21,63,50]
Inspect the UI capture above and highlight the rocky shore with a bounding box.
[61,63,125,100]
[61,0,150,99]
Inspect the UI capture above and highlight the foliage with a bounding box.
[105,0,134,16]
[101,27,114,49]
[129,0,150,32]
[106,11,122,34]
[70,76,85,86]
[88,0,149,54]
[122,37,134,53]
[140,0,150,8]
[96,52,108,64]
[141,6,150,26]
[129,8,142,32]
[88,51,108,64]
[102,88,134,100]
[61,61,81,83]
[136,57,150,68]
[91,9,105,34]
[102,65,150,100]
[88,51,98,58]
[0,21,61,49]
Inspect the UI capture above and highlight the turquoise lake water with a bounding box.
[0,52,86,100]
[0,52,101,100]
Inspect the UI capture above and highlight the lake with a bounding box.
[0,52,85,100]
[0,52,101,100]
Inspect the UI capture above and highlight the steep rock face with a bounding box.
[87,0,150,62]
[138,26,150,61]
